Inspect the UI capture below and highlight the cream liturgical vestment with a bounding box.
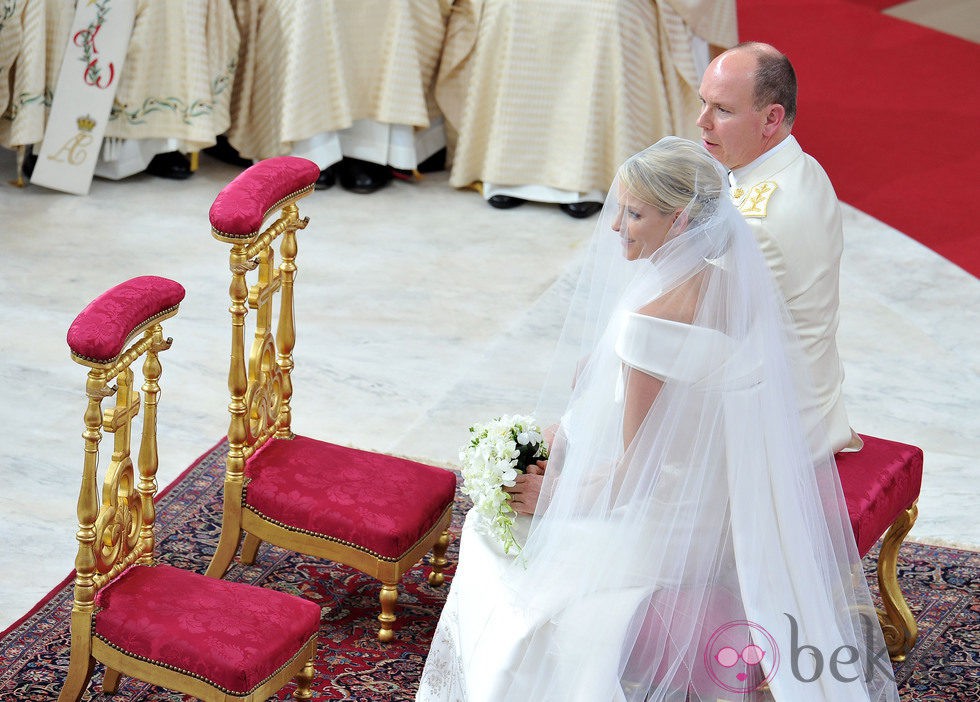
[100,0,239,150]
[226,0,450,169]
[1,0,239,180]
[436,0,737,199]
[730,136,859,455]
[0,0,71,150]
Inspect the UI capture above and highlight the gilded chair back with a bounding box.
[205,157,456,642]
[219,193,306,474]
[207,157,319,563]
[60,276,184,700]
[66,280,181,633]
[60,276,320,701]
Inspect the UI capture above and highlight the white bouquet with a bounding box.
[459,414,549,555]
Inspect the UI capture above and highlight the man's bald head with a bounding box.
[696,42,796,169]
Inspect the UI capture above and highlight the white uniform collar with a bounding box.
[730,135,796,184]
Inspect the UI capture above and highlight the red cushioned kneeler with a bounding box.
[836,434,923,557]
[245,436,458,562]
[67,276,185,365]
[93,565,320,696]
[60,277,319,702]
[209,156,321,239]
[205,156,456,643]
[835,433,922,661]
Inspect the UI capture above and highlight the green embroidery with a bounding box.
[1,90,46,122]
[212,58,238,97]
[0,0,18,35]
[109,58,238,125]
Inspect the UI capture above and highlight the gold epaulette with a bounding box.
[732,180,778,218]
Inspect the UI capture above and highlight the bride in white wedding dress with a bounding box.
[416,138,900,701]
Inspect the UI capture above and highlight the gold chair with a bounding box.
[59,276,319,702]
[205,157,457,641]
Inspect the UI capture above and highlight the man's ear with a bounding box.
[762,104,785,137]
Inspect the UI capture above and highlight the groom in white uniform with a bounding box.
[508,41,861,515]
[696,41,861,456]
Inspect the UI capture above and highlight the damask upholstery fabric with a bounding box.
[66,276,185,364]
[208,155,320,238]
[836,434,923,555]
[245,435,457,561]
[93,564,320,695]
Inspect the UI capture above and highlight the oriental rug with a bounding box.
[0,440,976,700]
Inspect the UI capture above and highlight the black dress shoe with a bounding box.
[22,150,37,178]
[338,157,392,194]
[487,194,526,209]
[315,164,336,190]
[203,135,253,168]
[417,147,447,173]
[146,151,193,180]
[560,201,603,219]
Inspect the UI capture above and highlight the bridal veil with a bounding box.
[417,137,899,701]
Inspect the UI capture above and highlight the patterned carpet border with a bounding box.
[0,440,976,700]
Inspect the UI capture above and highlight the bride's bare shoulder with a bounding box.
[635,273,704,324]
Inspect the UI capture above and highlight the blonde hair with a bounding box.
[618,137,724,222]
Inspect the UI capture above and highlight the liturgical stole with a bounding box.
[31,0,136,195]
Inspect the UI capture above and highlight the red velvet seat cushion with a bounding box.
[244,435,458,561]
[66,276,185,364]
[209,156,320,239]
[93,564,319,696]
[835,434,923,556]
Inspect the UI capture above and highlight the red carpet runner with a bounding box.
[738,0,980,276]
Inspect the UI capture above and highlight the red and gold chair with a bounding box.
[837,434,923,661]
[59,276,320,702]
[205,157,457,641]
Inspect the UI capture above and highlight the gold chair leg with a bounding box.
[58,615,95,702]
[57,655,94,702]
[205,531,238,577]
[378,582,399,642]
[205,502,242,578]
[292,655,315,701]
[427,529,451,587]
[102,667,122,692]
[876,503,919,662]
[241,532,262,564]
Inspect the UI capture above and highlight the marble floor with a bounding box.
[885,0,980,43]
[0,142,977,632]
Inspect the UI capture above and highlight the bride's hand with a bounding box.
[504,460,547,515]
[543,423,558,446]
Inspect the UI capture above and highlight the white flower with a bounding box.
[459,414,549,556]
